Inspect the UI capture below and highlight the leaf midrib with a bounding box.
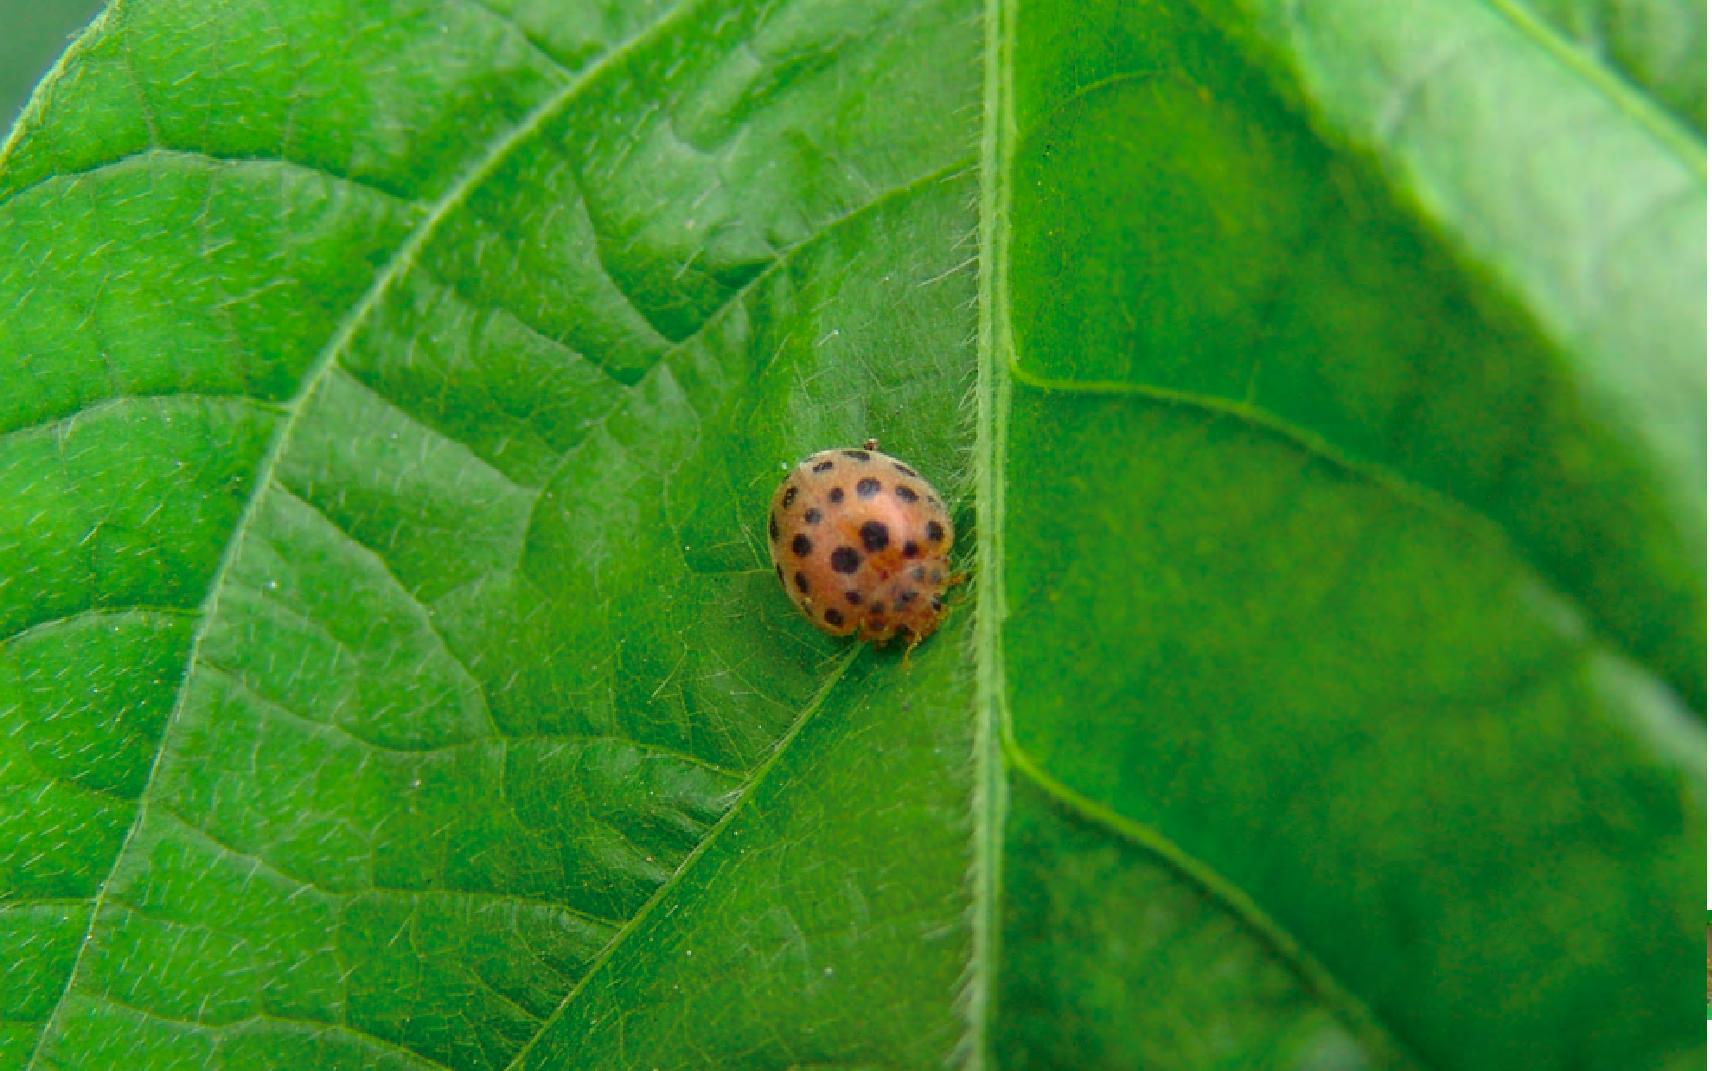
[962,0,1014,1063]
[20,1,700,1061]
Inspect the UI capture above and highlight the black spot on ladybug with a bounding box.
[812,460,835,473]
[926,520,945,544]
[844,590,864,606]
[830,547,860,574]
[794,571,810,593]
[842,450,871,461]
[828,486,845,503]
[782,486,798,507]
[894,590,918,610]
[856,477,881,498]
[903,541,920,559]
[932,569,944,583]
[792,534,813,557]
[931,595,944,610]
[859,521,889,552]
[895,484,918,503]
[824,608,846,626]
[911,565,927,582]
[768,515,779,541]
[892,462,919,477]
[803,507,822,524]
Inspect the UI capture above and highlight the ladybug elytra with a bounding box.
[767,439,955,647]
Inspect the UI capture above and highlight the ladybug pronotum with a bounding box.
[767,439,954,646]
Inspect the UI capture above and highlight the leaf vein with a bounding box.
[0,391,282,448]
[270,477,504,733]
[498,644,866,1071]
[1004,360,1691,706]
[0,605,196,651]
[0,146,420,217]
[457,0,579,81]
[155,799,628,933]
[1002,741,1424,1068]
[519,154,979,528]
[960,0,1015,1063]
[1476,0,1706,173]
[84,994,458,1071]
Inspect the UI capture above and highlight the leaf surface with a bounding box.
[0,0,1701,1069]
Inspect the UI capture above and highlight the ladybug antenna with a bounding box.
[863,437,879,451]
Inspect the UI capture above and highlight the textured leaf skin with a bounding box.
[0,1,1702,1070]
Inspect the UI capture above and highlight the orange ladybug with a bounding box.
[767,439,954,646]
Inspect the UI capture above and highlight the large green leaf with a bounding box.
[0,0,1701,1068]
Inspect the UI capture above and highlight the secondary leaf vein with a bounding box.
[499,644,865,1071]
[1002,740,1424,1069]
[1005,360,1699,715]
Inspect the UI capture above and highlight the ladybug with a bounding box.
[767,439,955,646]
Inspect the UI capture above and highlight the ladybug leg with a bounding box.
[900,629,923,669]
[939,572,973,606]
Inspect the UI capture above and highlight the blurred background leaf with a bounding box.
[0,0,105,129]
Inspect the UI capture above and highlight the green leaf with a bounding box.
[0,0,1701,1069]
